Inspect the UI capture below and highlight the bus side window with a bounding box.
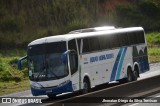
[88,37,101,52]
[110,34,119,48]
[118,33,129,47]
[137,31,145,44]
[68,39,78,75]
[69,52,78,75]
[83,38,90,53]
[68,39,77,52]
[98,35,111,50]
[128,32,138,45]
[83,37,101,53]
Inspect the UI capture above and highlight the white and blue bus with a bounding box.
[18,26,149,98]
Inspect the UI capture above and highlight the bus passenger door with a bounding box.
[69,51,79,91]
[68,39,79,91]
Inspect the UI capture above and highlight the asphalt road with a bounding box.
[122,92,160,106]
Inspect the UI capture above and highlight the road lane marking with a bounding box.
[129,103,139,106]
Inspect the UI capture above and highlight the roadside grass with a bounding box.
[0,49,29,95]
[0,80,30,95]
[146,32,160,46]
[148,47,160,63]
[146,32,160,63]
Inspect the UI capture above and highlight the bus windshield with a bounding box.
[27,42,69,81]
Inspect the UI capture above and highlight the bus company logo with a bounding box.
[2,98,11,103]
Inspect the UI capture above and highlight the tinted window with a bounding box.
[82,37,100,53]
[28,42,66,56]
[82,30,145,53]
[118,33,129,46]
[137,31,145,43]
[83,38,90,53]
[68,39,77,53]
[68,40,78,75]
[128,32,138,45]
[128,31,145,45]
[88,37,100,52]
[110,34,119,48]
[98,35,111,50]
[69,52,78,75]
[46,42,66,54]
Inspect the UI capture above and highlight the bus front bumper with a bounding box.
[31,81,73,96]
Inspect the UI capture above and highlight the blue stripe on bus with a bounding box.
[116,47,127,80]
[110,48,123,81]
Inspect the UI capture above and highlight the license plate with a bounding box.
[46,89,52,93]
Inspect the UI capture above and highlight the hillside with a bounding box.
[98,0,160,30]
[0,0,160,49]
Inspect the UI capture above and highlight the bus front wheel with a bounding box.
[82,78,90,94]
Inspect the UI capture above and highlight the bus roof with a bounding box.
[28,27,144,46]
[68,26,115,34]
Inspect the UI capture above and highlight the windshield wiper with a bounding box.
[35,61,60,81]
[35,65,46,81]
[35,59,48,81]
[48,70,60,79]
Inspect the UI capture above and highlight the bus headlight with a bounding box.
[58,80,70,87]
[31,82,43,89]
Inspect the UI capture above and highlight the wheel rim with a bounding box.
[133,71,138,80]
[127,71,132,81]
[83,82,88,93]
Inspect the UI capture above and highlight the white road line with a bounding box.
[156,95,160,97]
[128,94,160,106]
[129,103,139,106]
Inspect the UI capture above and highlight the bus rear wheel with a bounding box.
[132,71,138,81]
[133,65,139,81]
[82,78,90,94]
[127,67,133,82]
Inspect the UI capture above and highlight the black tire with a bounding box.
[127,68,133,82]
[119,78,127,83]
[132,65,140,81]
[47,94,56,99]
[132,71,138,81]
[82,78,90,94]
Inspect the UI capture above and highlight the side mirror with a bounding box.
[17,56,27,70]
[61,50,70,64]
[61,50,76,64]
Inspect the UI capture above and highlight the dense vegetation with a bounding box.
[146,32,160,46]
[0,49,29,95]
[0,0,160,49]
[0,49,27,81]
